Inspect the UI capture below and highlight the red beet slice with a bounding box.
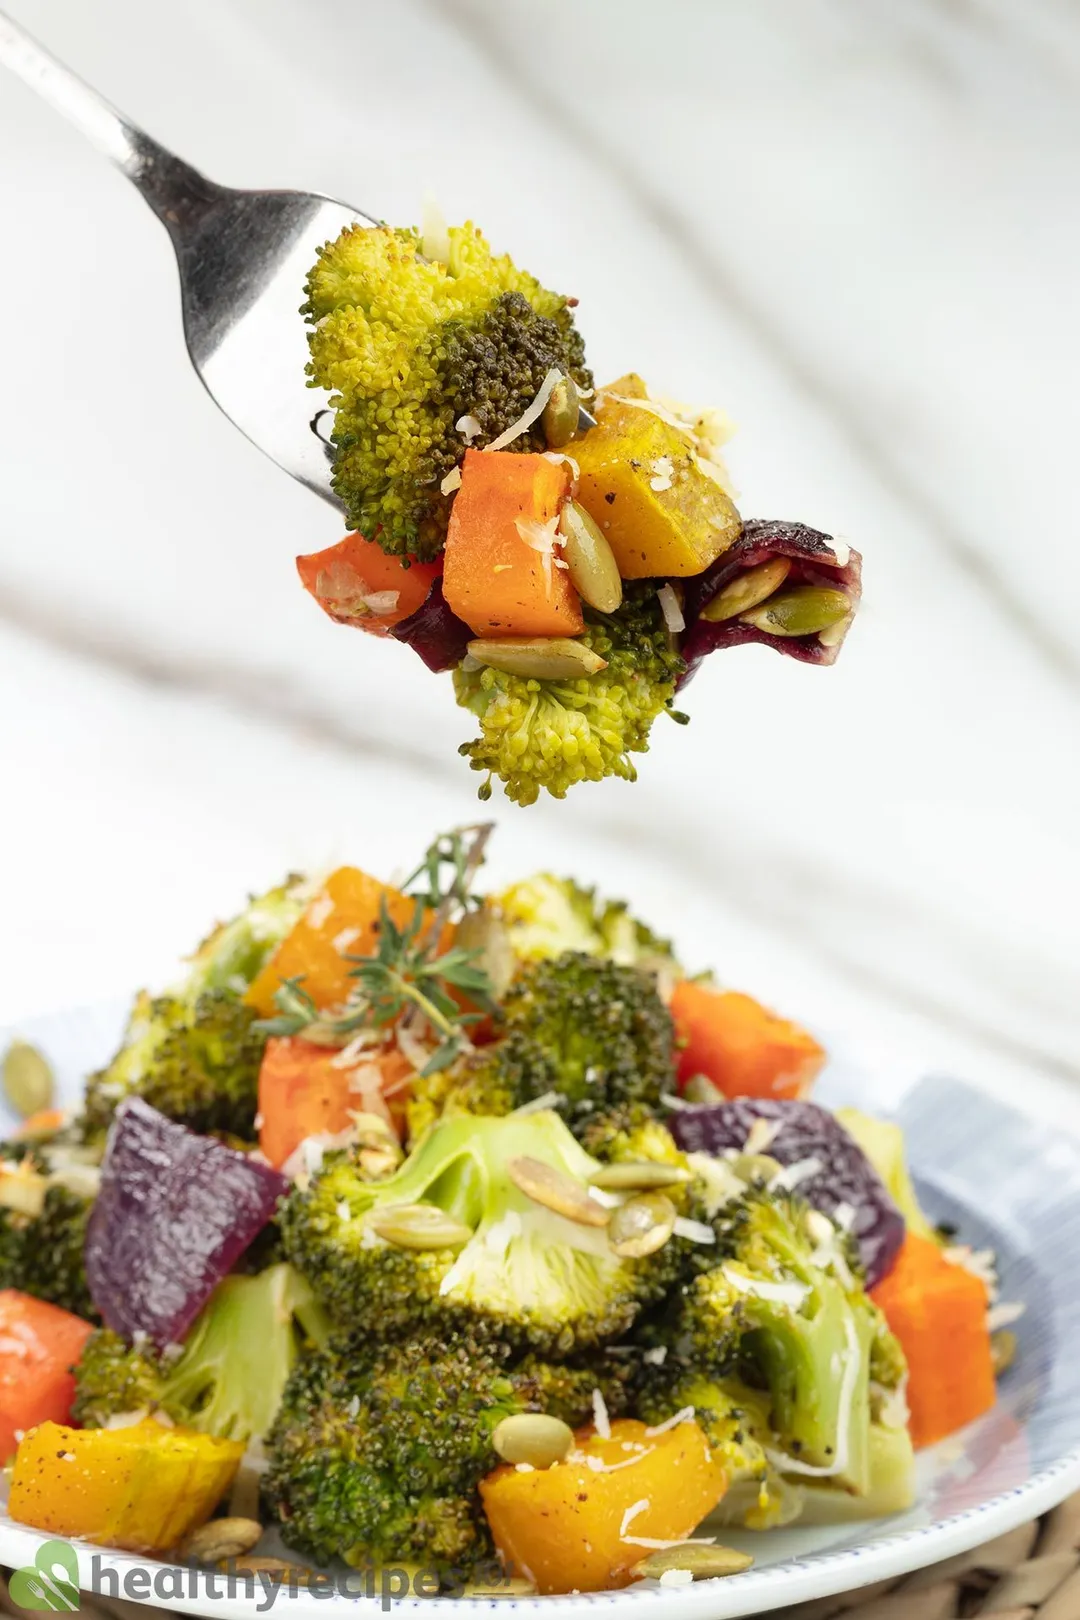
[672,1096,904,1288]
[85,1098,288,1349]
[679,519,863,689]
[390,577,473,672]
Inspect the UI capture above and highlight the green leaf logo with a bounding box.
[9,1541,80,1611]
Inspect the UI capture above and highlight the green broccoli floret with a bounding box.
[72,1264,329,1442]
[304,223,591,559]
[184,878,308,995]
[408,952,677,1158]
[674,1187,900,1496]
[82,989,266,1142]
[264,1332,624,1577]
[454,588,686,806]
[635,1367,801,1528]
[0,1181,96,1319]
[80,877,306,1142]
[280,1110,669,1353]
[497,873,675,973]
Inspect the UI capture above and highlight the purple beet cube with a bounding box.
[672,1096,905,1288]
[86,1097,288,1349]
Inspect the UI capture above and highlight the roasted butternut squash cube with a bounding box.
[571,381,741,578]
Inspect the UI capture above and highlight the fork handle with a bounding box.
[0,9,220,228]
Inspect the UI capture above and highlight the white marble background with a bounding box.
[1,0,1077,1120]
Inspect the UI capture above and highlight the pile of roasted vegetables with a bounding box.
[296,219,863,805]
[0,827,1006,1594]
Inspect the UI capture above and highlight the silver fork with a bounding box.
[0,8,368,507]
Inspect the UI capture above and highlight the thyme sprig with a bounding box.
[255,825,497,1074]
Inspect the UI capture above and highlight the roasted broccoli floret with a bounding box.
[0,1181,96,1319]
[265,1331,625,1578]
[497,872,675,972]
[673,1187,903,1496]
[73,1264,328,1442]
[408,952,677,1157]
[454,588,686,805]
[82,989,266,1142]
[184,878,308,995]
[281,1110,669,1352]
[635,1366,800,1528]
[81,877,306,1142]
[304,223,591,559]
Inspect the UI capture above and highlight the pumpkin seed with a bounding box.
[0,1163,46,1217]
[631,1544,753,1581]
[683,1074,725,1105]
[699,558,791,623]
[508,1156,611,1227]
[589,1162,691,1192]
[731,1152,783,1186]
[455,906,516,999]
[226,1557,312,1584]
[739,586,851,638]
[357,1146,402,1182]
[467,637,608,681]
[609,1192,677,1258]
[557,502,623,613]
[542,375,581,449]
[492,1412,575,1468]
[369,1203,473,1249]
[462,1578,538,1599]
[178,1517,264,1565]
[2,1039,54,1119]
[992,1329,1018,1377]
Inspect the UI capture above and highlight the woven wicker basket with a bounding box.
[1,1493,1078,1619]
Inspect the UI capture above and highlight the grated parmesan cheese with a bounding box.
[440,466,462,495]
[644,1406,695,1438]
[592,1387,612,1440]
[484,368,562,452]
[672,1216,716,1246]
[456,414,482,443]
[656,584,685,633]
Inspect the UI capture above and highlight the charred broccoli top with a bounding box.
[264,1331,626,1578]
[304,223,591,559]
[454,588,685,806]
[82,989,266,1142]
[0,1182,96,1320]
[408,951,677,1158]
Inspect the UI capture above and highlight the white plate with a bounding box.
[2,1002,1078,1618]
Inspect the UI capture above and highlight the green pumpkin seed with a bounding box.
[683,1074,725,1105]
[699,558,791,623]
[609,1192,677,1258]
[357,1146,402,1182]
[508,1156,611,1227]
[462,1578,538,1599]
[369,1203,473,1250]
[492,1412,575,1469]
[589,1162,691,1191]
[557,502,623,614]
[542,376,581,449]
[992,1329,1017,1377]
[2,1039,54,1119]
[454,906,516,999]
[631,1544,754,1581]
[739,586,851,638]
[467,638,608,681]
[731,1152,783,1186]
[178,1517,264,1565]
[0,1163,46,1218]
